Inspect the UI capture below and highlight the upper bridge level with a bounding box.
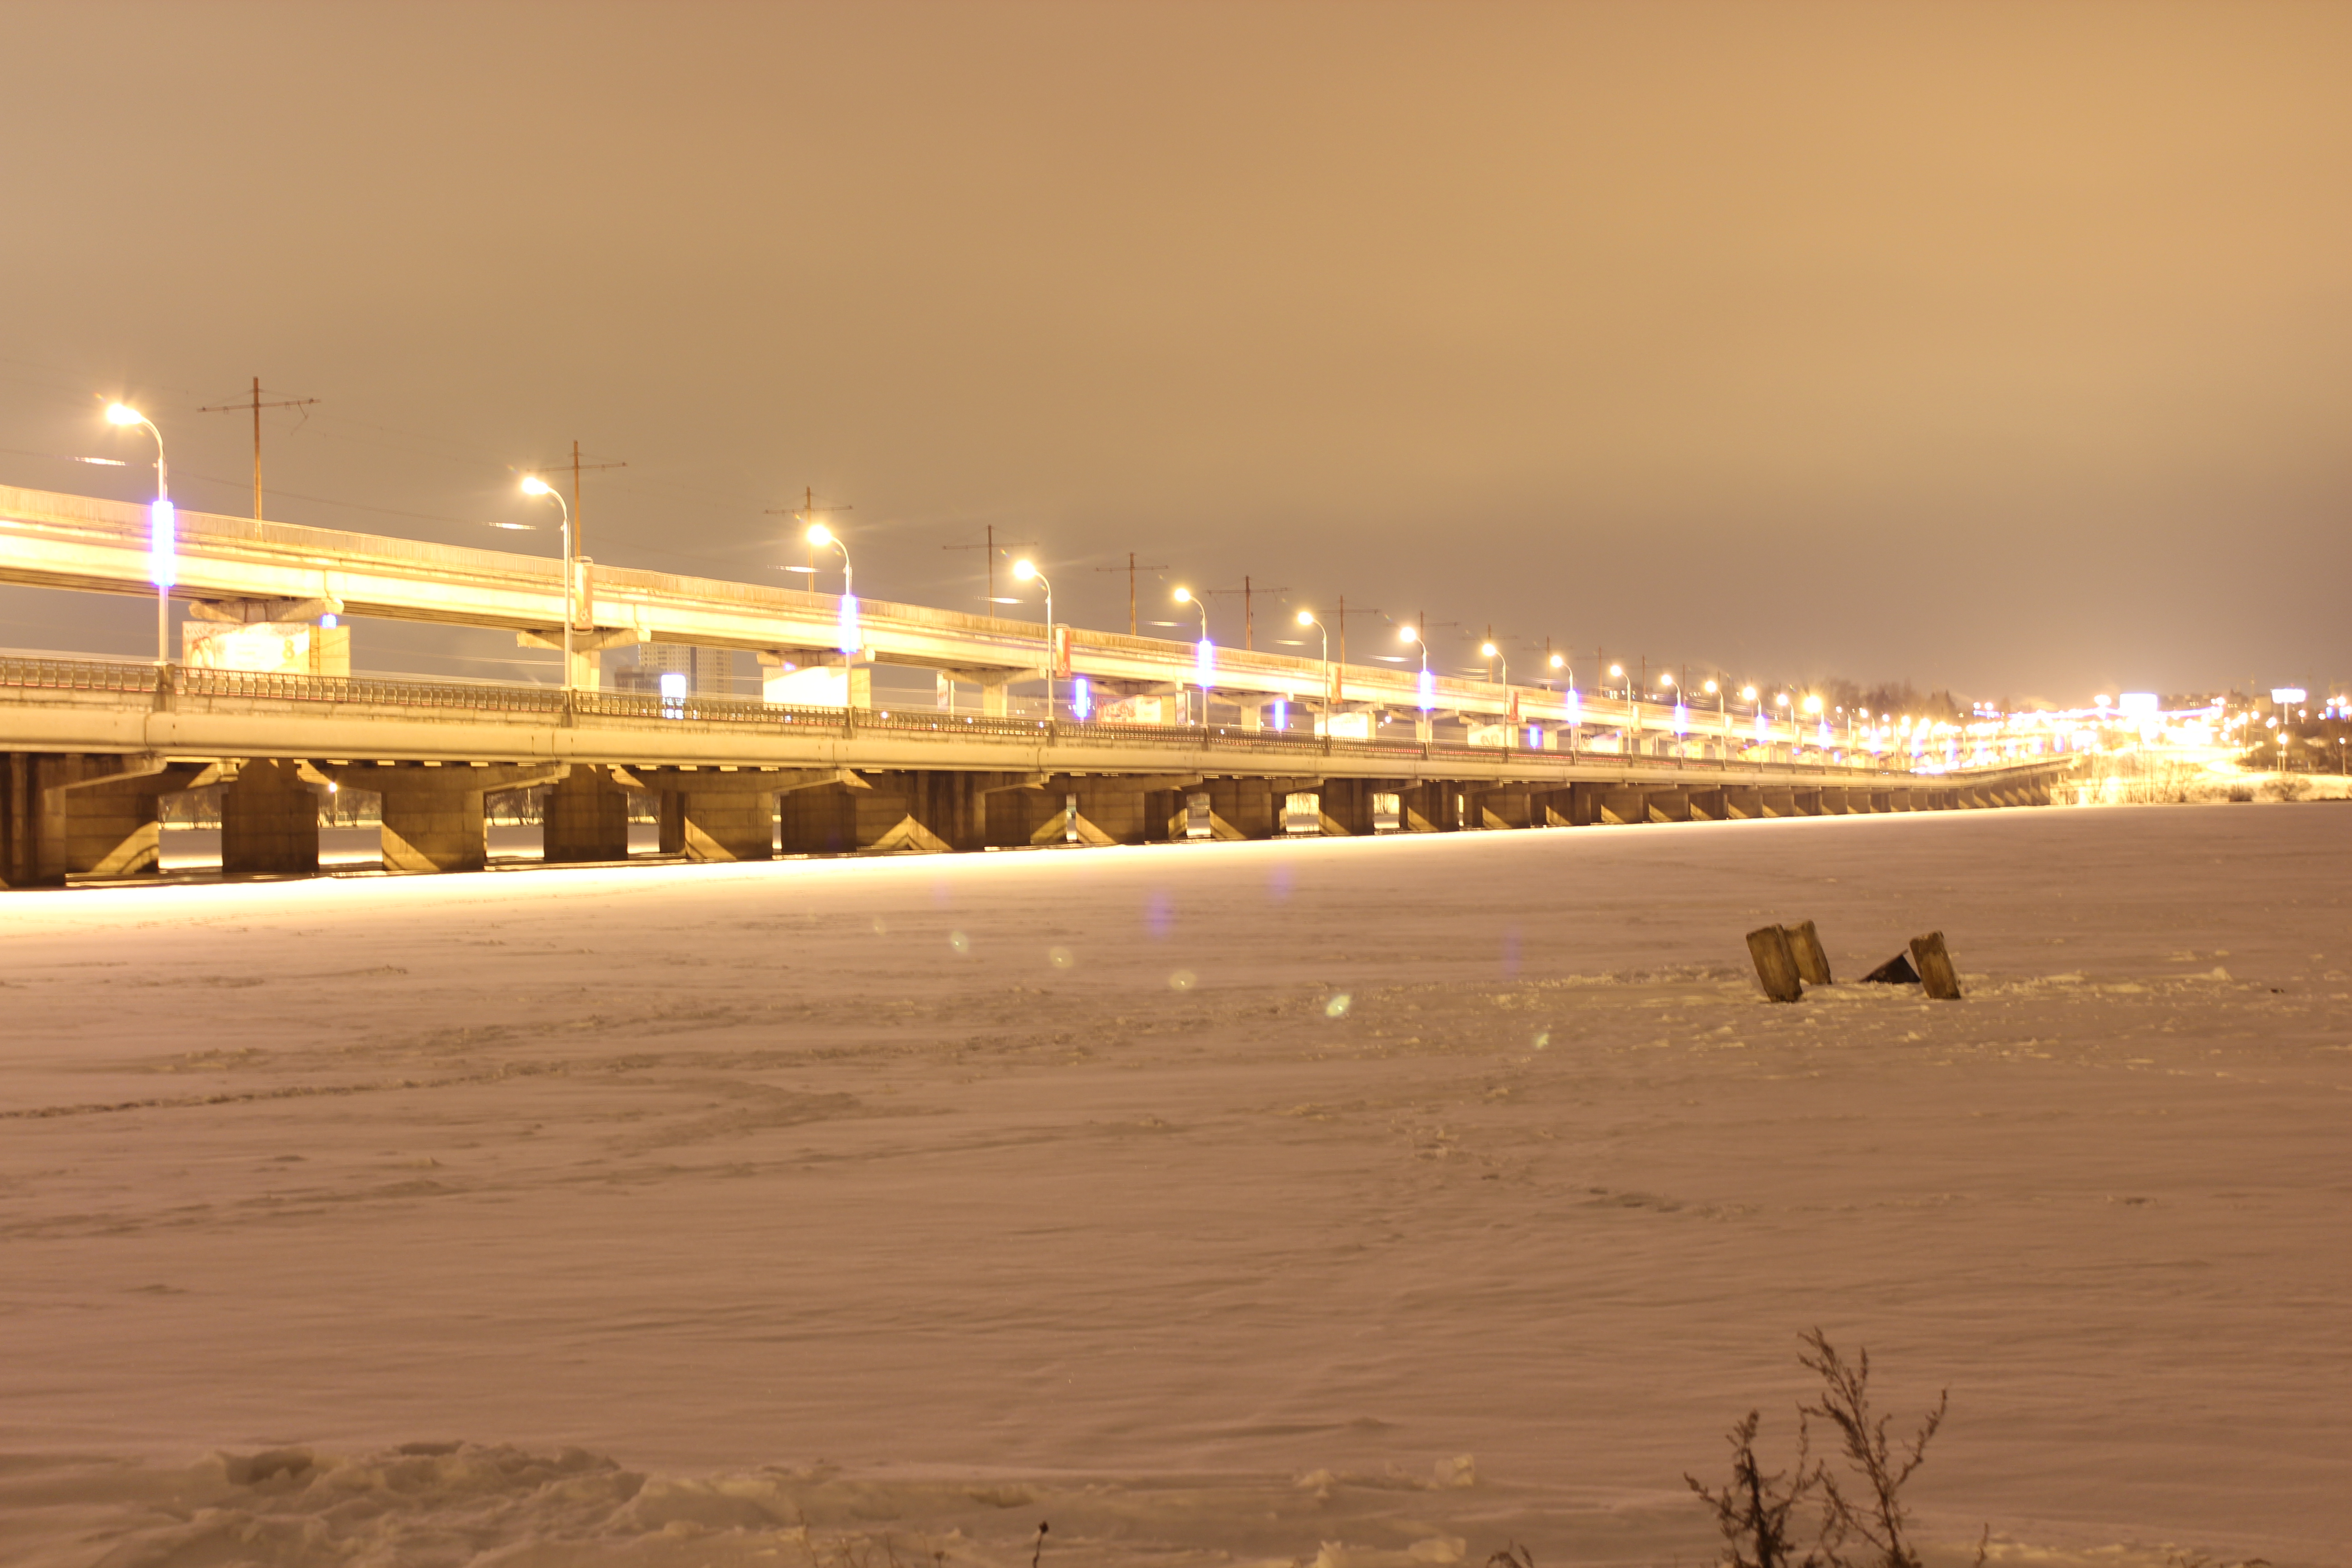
[0,482,2068,890]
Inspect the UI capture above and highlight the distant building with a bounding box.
[615,643,737,696]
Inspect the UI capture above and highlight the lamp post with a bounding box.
[1014,559,1054,719]
[1297,609,1328,735]
[1480,640,1509,740]
[807,522,859,655]
[1175,587,1212,725]
[520,475,573,691]
[106,403,172,665]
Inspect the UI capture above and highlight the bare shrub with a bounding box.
[1799,1329,1945,1568]
[1686,1410,1823,1568]
[1688,1331,1971,1568]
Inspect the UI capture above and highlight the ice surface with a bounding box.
[2,806,2347,1567]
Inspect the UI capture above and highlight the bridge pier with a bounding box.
[1204,777,1282,840]
[1315,778,1382,836]
[629,766,856,860]
[1646,786,1693,823]
[776,769,981,854]
[318,761,569,873]
[221,758,323,875]
[1472,786,1533,830]
[984,780,1069,848]
[62,757,214,877]
[1597,786,1649,825]
[543,764,634,863]
[1397,781,1458,833]
[1145,788,1192,843]
[0,753,212,886]
[1688,786,1728,822]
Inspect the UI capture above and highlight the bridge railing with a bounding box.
[0,654,2059,780]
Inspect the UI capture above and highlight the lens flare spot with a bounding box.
[949,931,970,955]
[1048,946,1074,969]
[1534,1031,1550,1050]
[1168,969,1197,991]
[871,916,888,936]
[1324,993,1352,1018]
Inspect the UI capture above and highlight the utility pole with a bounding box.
[196,377,318,519]
[1335,597,1388,681]
[766,487,851,582]
[943,524,1036,617]
[560,440,627,559]
[1196,576,1288,650]
[1093,551,1169,636]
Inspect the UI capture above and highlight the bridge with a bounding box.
[0,483,2069,887]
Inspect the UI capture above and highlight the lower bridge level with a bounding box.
[0,752,2063,889]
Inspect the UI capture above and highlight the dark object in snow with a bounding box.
[1860,952,1920,985]
[1032,1522,1049,1568]
[1746,925,1804,1003]
[1781,920,1833,986]
[1909,931,1962,1000]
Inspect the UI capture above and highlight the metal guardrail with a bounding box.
[0,654,2050,781]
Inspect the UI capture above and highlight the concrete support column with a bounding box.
[1317,779,1381,836]
[1598,787,1649,825]
[318,761,569,873]
[1145,789,1190,843]
[543,764,632,863]
[222,758,322,875]
[0,753,196,887]
[1397,780,1457,833]
[1815,788,1850,816]
[1760,789,1798,818]
[627,766,858,861]
[1791,789,1823,816]
[57,757,211,876]
[1473,788,1533,830]
[984,780,1064,848]
[783,771,984,855]
[1646,787,1693,823]
[1720,786,1763,820]
[1687,787,1728,821]
[1069,782,1156,845]
[1205,778,1281,840]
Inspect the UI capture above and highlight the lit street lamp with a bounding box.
[519,475,575,691]
[1013,559,1055,719]
[106,403,172,664]
[1399,624,1434,711]
[807,522,859,654]
[1480,640,1507,691]
[1175,586,1213,724]
[1296,608,1329,734]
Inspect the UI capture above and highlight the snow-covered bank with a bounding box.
[2,808,2346,1566]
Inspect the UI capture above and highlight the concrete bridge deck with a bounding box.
[0,654,2068,889]
[0,481,1785,730]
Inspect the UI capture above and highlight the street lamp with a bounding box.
[1607,662,1625,699]
[520,475,575,691]
[1399,624,1433,710]
[107,403,173,664]
[1297,608,1329,735]
[1013,559,1055,720]
[1175,587,1213,724]
[807,521,858,654]
[1480,640,1507,690]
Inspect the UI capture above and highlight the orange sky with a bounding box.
[2,1,2346,699]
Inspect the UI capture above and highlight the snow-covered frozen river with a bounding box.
[2,805,2345,1567]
